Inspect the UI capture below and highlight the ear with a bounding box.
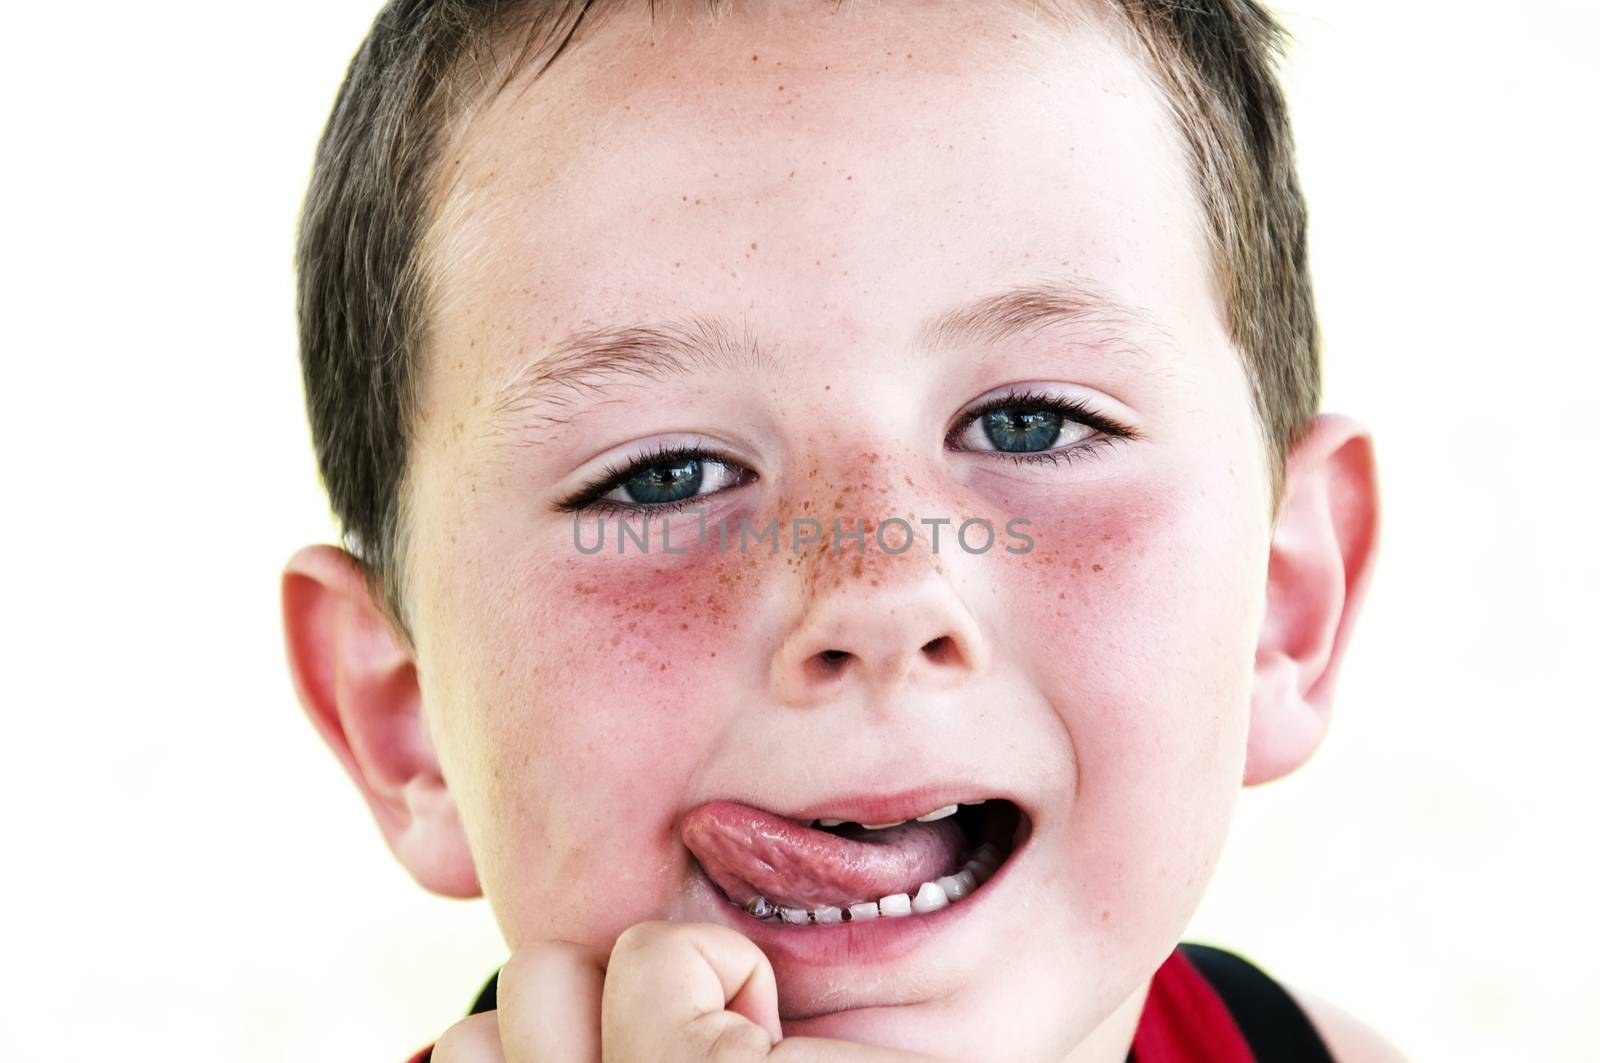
[1245,413,1380,785]
[281,544,481,897]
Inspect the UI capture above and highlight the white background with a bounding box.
[2,1,1596,1059]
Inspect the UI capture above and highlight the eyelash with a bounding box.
[555,390,1137,515]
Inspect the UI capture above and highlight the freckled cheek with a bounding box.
[992,482,1257,896]
[441,523,767,930]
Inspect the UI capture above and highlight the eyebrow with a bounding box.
[490,279,1162,437]
[916,280,1165,355]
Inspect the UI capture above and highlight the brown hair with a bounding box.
[294,0,1318,630]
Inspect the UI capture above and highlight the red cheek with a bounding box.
[547,511,775,689]
[992,480,1184,646]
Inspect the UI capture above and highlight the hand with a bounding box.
[430,920,940,1062]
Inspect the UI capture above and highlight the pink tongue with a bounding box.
[681,800,966,910]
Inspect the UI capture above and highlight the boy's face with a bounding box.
[404,3,1271,1058]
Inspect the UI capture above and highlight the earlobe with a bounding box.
[1245,414,1380,785]
[281,544,481,897]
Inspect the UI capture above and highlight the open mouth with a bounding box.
[681,797,1029,927]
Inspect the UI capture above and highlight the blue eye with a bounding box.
[949,389,1132,461]
[619,455,704,505]
[980,407,1066,453]
[557,445,751,515]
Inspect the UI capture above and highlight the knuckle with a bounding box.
[499,938,588,999]
[610,919,675,962]
[430,1012,499,1062]
[496,946,546,999]
[697,1013,771,1062]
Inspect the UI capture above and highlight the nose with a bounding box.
[768,536,991,708]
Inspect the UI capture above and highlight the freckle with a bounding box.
[659,662,668,671]
[777,84,783,91]
[1101,909,1111,921]
[680,622,688,630]
[751,53,759,61]
[610,635,620,646]
[1071,558,1082,571]
[750,242,758,250]
[1092,563,1103,572]
[789,170,796,178]
[1058,591,1065,599]
[871,578,880,587]
[627,620,637,630]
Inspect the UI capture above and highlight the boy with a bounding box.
[282,0,1396,1058]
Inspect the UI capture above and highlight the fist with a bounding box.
[430,921,939,1062]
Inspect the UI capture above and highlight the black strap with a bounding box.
[1177,943,1334,1062]
[468,968,500,1015]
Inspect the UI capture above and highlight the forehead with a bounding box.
[421,0,1222,413]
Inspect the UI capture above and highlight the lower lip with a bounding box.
[684,834,1024,974]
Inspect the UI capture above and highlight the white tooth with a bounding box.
[813,904,843,924]
[915,804,959,822]
[954,869,978,894]
[860,820,906,831]
[936,873,970,900]
[965,859,993,885]
[818,818,845,827]
[912,881,949,913]
[848,901,880,922]
[960,799,987,806]
[878,892,913,917]
[779,906,810,925]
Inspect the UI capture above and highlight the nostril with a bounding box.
[801,648,852,685]
[920,635,960,666]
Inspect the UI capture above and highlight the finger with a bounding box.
[430,1012,506,1063]
[498,940,607,1063]
[600,921,783,1059]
